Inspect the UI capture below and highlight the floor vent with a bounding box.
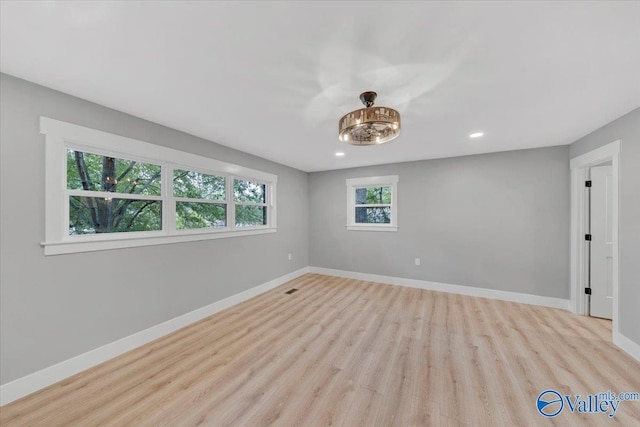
[285,288,299,295]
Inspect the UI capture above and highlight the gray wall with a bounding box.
[570,107,640,347]
[0,74,309,385]
[309,146,570,299]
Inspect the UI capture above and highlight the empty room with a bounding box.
[1,1,639,426]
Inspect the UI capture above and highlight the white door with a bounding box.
[589,165,613,319]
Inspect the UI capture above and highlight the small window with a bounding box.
[234,179,267,227]
[346,175,398,231]
[355,186,392,224]
[174,169,227,230]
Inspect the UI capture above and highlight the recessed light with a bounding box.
[335,152,345,157]
[469,132,484,138]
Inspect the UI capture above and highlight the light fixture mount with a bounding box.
[359,91,377,108]
[339,91,401,146]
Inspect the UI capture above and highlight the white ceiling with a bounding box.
[1,1,639,172]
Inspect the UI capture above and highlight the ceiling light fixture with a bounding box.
[335,152,345,157]
[339,91,401,146]
[469,131,484,138]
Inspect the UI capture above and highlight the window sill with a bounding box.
[346,225,398,232]
[41,227,277,255]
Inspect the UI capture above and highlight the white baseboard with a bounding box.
[0,267,309,406]
[308,266,570,310]
[613,332,640,362]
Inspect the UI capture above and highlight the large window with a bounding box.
[346,175,398,231]
[67,149,163,235]
[42,117,277,255]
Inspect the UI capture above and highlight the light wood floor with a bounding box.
[1,273,639,426]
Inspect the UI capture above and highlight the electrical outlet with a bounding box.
[288,253,292,261]
[415,258,421,266]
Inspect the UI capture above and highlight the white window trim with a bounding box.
[41,117,277,255]
[346,175,399,232]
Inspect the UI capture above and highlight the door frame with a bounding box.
[569,140,620,334]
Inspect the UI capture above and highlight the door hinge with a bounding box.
[585,234,592,241]
[585,287,592,295]
[585,180,592,187]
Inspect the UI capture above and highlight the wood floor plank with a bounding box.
[2,273,639,426]
[216,280,378,426]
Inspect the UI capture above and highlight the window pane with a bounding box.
[235,205,267,227]
[67,150,161,196]
[355,207,391,224]
[176,202,226,229]
[173,169,226,200]
[234,179,266,203]
[69,196,162,235]
[355,186,391,205]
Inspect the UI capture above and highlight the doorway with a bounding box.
[570,141,620,335]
